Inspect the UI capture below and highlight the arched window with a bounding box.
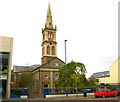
[47,45,50,55]
[52,33,54,39]
[52,46,55,55]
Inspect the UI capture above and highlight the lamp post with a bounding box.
[64,40,68,97]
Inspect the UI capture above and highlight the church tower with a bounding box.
[41,3,57,65]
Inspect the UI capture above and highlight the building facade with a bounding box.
[41,3,57,65]
[32,3,64,95]
[13,3,65,96]
[0,36,13,98]
[12,64,40,88]
[89,58,120,85]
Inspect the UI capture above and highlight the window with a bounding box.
[52,46,55,55]
[0,52,9,67]
[47,45,50,55]
[48,33,51,38]
[96,79,99,82]
[54,73,59,80]
[48,32,54,39]
[44,84,48,88]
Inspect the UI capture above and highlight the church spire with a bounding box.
[41,2,57,65]
[45,2,53,29]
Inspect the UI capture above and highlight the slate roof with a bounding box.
[41,57,64,68]
[89,71,110,79]
[33,57,65,71]
[13,64,40,72]
[14,57,64,72]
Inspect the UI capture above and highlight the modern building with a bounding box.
[0,36,13,98]
[89,58,120,85]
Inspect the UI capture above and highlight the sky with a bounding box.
[0,0,119,78]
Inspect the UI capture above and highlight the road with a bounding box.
[1,95,120,102]
[47,95,120,100]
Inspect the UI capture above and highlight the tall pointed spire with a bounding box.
[45,2,53,29]
[41,2,57,65]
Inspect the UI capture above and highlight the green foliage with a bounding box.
[58,61,85,87]
[58,61,96,88]
[17,72,33,89]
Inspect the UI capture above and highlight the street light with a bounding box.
[64,40,67,64]
[64,40,68,97]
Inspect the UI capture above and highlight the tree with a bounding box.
[17,72,33,89]
[58,61,87,88]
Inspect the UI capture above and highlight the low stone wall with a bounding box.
[46,93,94,98]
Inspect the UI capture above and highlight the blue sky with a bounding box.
[0,0,118,78]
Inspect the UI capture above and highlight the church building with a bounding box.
[12,3,65,97]
[31,2,65,95]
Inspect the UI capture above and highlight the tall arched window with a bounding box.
[47,45,50,55]
[52,33,54,39]
[52,46,55,55]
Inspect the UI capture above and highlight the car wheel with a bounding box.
[114,94,116,97]
[102,94,105,98]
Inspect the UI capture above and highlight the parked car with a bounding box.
[94,89,118,98]
[114,87,120,96]
[116,87,120,92]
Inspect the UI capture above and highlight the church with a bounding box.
[13,3,65,96]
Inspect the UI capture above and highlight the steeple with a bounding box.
[45,2,53,29]
[41,2,57,65]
